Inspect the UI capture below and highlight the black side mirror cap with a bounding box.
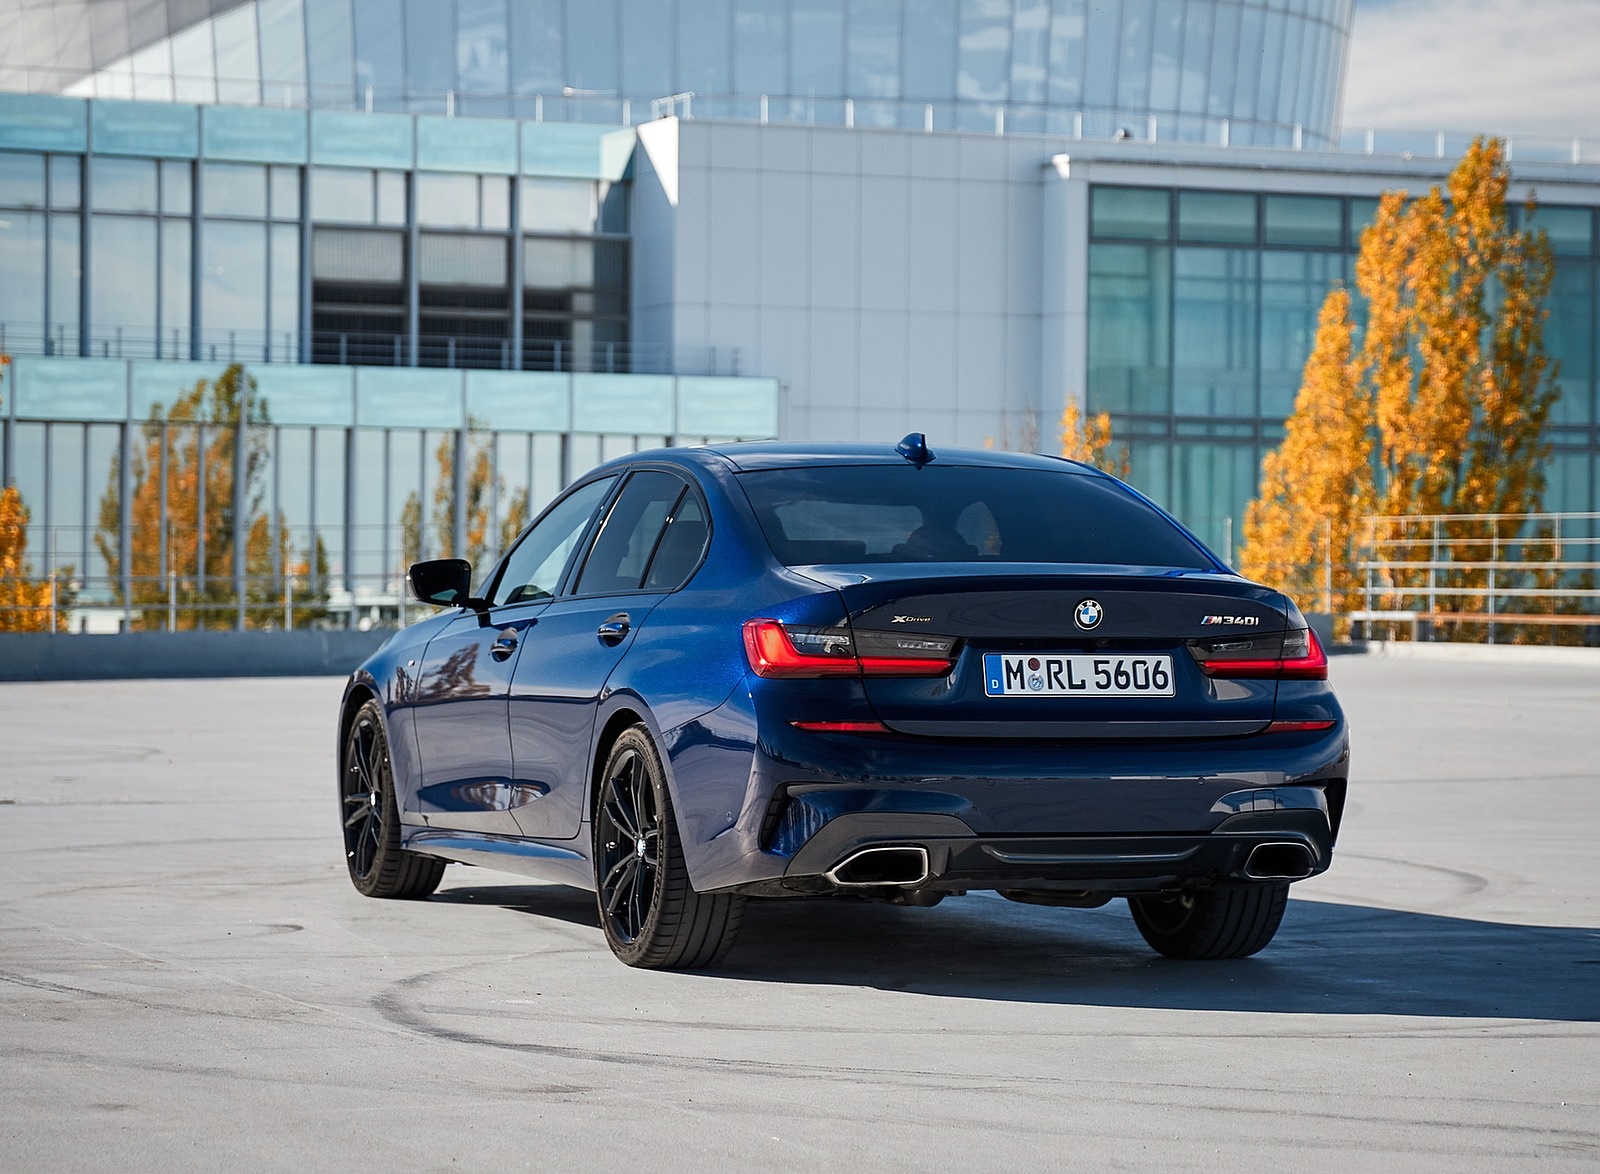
[408,559,485,610]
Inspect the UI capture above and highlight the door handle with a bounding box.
[597,612,631,645]
[490,627,520,661]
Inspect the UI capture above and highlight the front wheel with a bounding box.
[1128,882,1289,960]
[341,700,445,899]
[593,725,744,969]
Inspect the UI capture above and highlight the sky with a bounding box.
[1341,0,1600,142]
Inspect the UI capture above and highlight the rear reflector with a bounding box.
[743,618,954,679]
[1199,626,1328,681]
[1264,720,1337,733]
[789,720,891,733]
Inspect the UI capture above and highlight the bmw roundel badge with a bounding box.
[1075,599,1104,630]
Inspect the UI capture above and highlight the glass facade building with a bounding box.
[0,96,636,373]
[0,93,777,629]
[13,0,1352,146]
[1086,184,1600,555]
[2,0,1597,635]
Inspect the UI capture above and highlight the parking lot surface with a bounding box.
[1,654,1597,1171]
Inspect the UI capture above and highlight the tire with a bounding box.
[341,700,445,899]
[1128,882,1289,960]
[593,725,744,969]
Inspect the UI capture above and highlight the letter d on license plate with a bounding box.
[983,653,1175,697]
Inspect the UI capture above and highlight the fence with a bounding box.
[1350,512,1600,644]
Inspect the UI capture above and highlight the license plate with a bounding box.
[983,653,1175,697]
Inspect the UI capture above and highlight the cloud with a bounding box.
[1341,0,1600,141]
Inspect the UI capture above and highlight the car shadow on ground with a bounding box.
[435,881,1600,1021]
[429,884,607,931]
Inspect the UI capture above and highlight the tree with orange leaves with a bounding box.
[1359,140,1556,519]
[0,353,67,632]
[1240,289,1372,613]
[1058,401,1130,478]
[95,364,327,629]
[400,421,530,578]
[0,484,66,631]
[1241,138,1557,616]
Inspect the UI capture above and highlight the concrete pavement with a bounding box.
[1,656,1596,1171]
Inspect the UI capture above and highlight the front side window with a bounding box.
[491,476,617,606]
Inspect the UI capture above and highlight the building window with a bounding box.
[0,152,46,208]
[312,228,407,366]
[1177,190,1257,245]
[520,178,599,234]
[1263,195,1343,249]
[311,167,376,224]
[1091,185,1170,241]
[523,236,629,371]
[91,157,159,214]
[1088,242,1171,414]
[203,163,269,218]
[416,173,479,229]
[0,209,46,352]
[202,220,269,359]
[90,215,159,354]
[418,232,511,369]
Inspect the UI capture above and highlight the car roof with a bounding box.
[691,440,1105,475]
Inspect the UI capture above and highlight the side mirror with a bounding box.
[408,559,482,610]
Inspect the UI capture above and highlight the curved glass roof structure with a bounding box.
[9,0,1353,147]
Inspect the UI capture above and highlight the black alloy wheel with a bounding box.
[593,725,744,969]
[341,700,446,899]
[595,740,661,944]
[1127,881,1289,960]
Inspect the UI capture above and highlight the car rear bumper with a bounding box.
[766,804,1335,898]
[669,692,1348,895]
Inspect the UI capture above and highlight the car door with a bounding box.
[507,469,705,840]
[411,475,617,834]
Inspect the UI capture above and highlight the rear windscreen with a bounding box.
[737,465,1215,569]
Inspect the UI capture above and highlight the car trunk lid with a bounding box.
[798,564,1289,738]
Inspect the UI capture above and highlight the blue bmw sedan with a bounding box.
[338,436,1348,969]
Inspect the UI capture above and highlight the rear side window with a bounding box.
[737,465,1213,569]
[642,493,709,591]
[575,470,692,595]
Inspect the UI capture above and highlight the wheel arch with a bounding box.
[337,677,381,784]
[589,699,657,824]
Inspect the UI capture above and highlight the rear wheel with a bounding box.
[593,725,744,969]
[1128,882,1289,960]
[341,700,445,899]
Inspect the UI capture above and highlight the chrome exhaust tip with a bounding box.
[1243,841,1316,881]
[825,846,931,888]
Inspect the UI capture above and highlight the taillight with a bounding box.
[742,618,955,679]
[1264,720,1337,733]
[1195,626,1328,681]
[789,720,892,733]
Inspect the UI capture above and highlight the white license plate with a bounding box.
[983,653,1175,697]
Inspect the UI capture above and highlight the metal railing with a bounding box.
[1351,512,1600,644]
[0,518,498,633]
[0,322,300,364]
[310,331,661,374]
[0,322,664,374]
[6,57,1597,161]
